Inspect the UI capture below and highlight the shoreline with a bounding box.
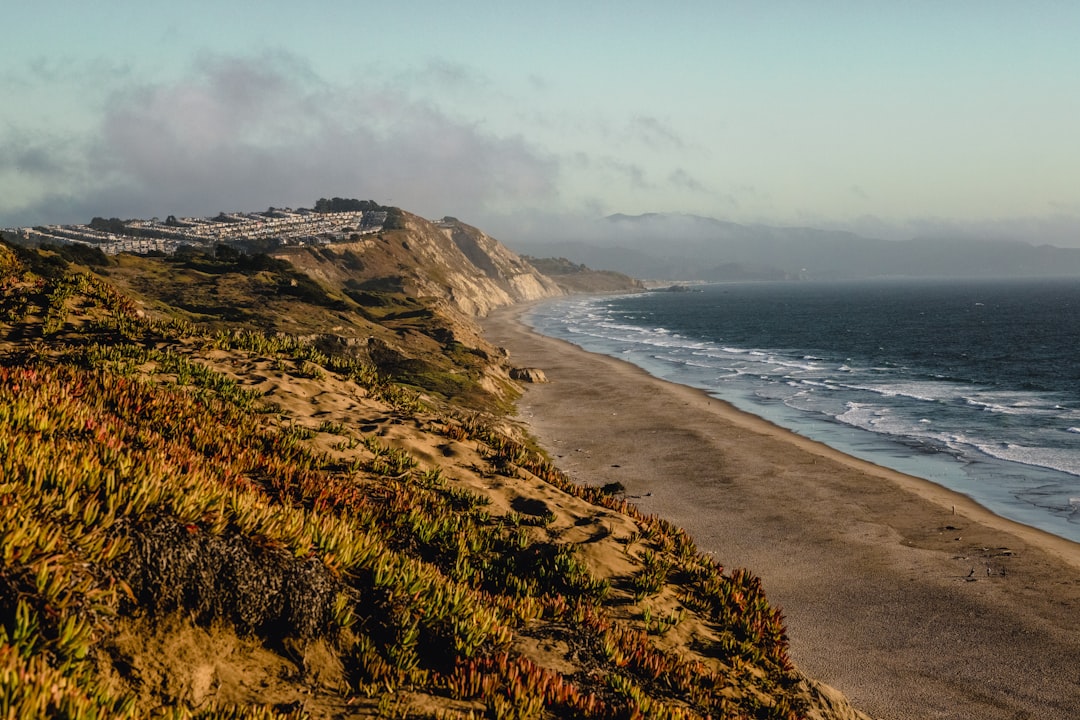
[483,301,1080,720]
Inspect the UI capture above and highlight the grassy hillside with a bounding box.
[92,244,513,413]
[521,257,645,294]
[0,240,864,719]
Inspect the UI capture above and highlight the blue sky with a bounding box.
[3,1,1080,245]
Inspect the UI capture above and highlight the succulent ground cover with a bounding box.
[0,242,825,719]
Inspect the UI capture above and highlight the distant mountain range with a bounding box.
[509,213,1080,281]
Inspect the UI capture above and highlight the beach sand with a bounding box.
[483,303,1080,720]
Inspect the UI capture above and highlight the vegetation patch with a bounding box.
[0,238,826,719]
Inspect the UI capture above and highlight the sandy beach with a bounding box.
[484,302,1080,720]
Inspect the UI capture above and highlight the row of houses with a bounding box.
[2,209,388,256]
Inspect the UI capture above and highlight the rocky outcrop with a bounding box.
[509,367,548,383]
[430,217,564,314]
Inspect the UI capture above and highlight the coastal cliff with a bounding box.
[0,219,869,719]
[270,212,564,318]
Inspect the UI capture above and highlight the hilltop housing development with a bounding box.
[2,206,389,256]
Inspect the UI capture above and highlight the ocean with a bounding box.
[524,278,1080,544]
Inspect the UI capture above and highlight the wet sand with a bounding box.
[484,302,1080,720]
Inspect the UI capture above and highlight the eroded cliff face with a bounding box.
[436,218,564,312]
[274,212,563,317]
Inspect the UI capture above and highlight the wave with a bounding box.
[839,380,967,404]
[961,391,1068,417]
[970,441,1080,478]
[835,402,945,442]
[527,286,1080,543]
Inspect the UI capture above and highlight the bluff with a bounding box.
[273,212,564,317]
[0,214,869,720]
[523,256,646,294]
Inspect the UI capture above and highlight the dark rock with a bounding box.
[510,367,548,383]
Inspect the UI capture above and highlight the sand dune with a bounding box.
[484,303,1080,720]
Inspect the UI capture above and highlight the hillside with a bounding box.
[263,214,564,318]
[0,220,867,719]
[522,257,645,294]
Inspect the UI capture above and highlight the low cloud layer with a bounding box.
[2,52,558,226]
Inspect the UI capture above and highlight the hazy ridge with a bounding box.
[511,213,1080,281]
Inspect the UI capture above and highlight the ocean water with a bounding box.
[525,278,1080,544]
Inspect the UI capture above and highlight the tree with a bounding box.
[89,217,126,233]
[312,197,385,213]
[215,243,242,262]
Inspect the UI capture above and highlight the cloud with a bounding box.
[628,116,685,150]
[569,152,651,190]
[24,55,133,87]
[526,74,550,92]
[667,168,709,194]
[0,133,77,180]
[3,51,558,225]
[396,58,491,94]
[600,159,649,189]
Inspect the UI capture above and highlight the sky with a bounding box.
[3,1,1080,246]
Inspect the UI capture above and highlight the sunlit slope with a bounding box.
[0,240,867,719]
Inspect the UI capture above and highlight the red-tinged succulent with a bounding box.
[0,253,809,720]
